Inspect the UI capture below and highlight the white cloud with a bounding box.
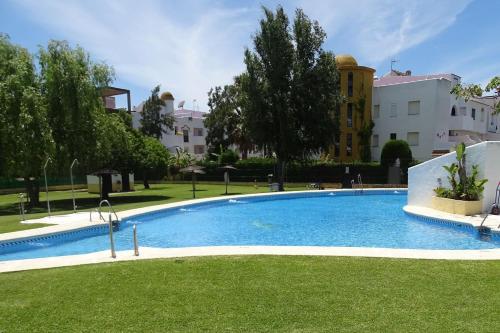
[295,0,472,65]
[12,0,257,109]
[10,0,473,108]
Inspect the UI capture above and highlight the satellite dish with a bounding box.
[178,100,185,109]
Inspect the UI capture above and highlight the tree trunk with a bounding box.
[25,178,40,207]
[121,171,130,192]
[276,159,286,191]
[143,171,150,189]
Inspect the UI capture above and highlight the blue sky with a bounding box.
[1,0,499,110]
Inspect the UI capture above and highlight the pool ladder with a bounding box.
[96,200,139,259]
[99,200,119,258]
[351,174,364,195]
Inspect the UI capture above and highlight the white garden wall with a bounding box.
[408,141,500,212]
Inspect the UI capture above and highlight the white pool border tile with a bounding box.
[2,188,500,273]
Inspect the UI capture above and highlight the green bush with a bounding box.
[218,149,239,165]
[380,140,413,171]
[434,142,487,201]
[195,158,389,184]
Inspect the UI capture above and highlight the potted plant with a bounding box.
[432,142,487,215]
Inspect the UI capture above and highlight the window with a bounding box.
[390,133,397,140]
[174,126,179,134]
[459,106,466,116]
[346,133,352,156]
[194,145,205,154]
[481,108,485,122]
[193,128,204,136]
[407,132,419,146]
[372,134,379,147]
[451,106,456,116]
[373,104,380,119]
[334,133,340,157]
[471,108,476,120]
[390,103,397,118]
[347,72,353,97]
[183,129,189,143]
[347,103,353,128]
[408,100,420,115]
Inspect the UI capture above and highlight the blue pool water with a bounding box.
[1,191,499,261]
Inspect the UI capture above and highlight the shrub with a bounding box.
[380,140,413,171]
[218,149,239,165]
[434,143,487,201]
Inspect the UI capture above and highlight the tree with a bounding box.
[38,40,115,175]
[241,7,342,190]
[380,140,413,172]
[140,85,174,139]
[0,34,54,206]
[139,136,171,189]
[218,148,239,165]
[451,76,500,114]
[205,76,252,158]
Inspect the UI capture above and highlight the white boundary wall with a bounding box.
[408,141,500,212]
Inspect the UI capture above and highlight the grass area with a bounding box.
[0,256,498,332]
[0,183,305,234]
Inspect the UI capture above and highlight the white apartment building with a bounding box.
[371,73,499,161]
[132,92,208,159]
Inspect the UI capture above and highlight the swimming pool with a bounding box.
[1,191,499,261]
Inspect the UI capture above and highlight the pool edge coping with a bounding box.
[4,188,500,272]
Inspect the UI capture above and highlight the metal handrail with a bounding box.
[99,200,118,258]
[357,174,364,194]
[98,200,120,222]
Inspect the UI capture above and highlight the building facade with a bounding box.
[132,92,208,159]
[371,73,499,161]
[332,54,375,162]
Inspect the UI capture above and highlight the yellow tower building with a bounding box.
[333,54,375,162]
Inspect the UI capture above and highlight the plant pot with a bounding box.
[432,196,482,216]
[432,196,455,214]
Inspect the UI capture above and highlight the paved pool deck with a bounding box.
[1,189,499,273]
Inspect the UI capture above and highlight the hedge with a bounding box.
[197,158,392,184]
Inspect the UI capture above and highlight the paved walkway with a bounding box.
[404,205,500,231]
[1,245,499,273]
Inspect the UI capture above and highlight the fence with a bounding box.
[0,177,87,190]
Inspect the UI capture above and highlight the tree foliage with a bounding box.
[0,34,54,205]
[240,6,342,190]
[140,85,174,139]
[38,40,114,175]
[205,78,252,157]
[139,136,171,188]
[451,76,500,114]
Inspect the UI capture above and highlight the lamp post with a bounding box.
[43,157,52,217]
[70,159,79,212]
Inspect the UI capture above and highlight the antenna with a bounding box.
[390,59,398,71]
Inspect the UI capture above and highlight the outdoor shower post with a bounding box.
[70,159,79,212]
[43,157,52,217]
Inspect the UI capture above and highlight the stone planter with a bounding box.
[431,196,482,216]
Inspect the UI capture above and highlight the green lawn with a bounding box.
[0,183,304,234]
[0,256,498,332]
